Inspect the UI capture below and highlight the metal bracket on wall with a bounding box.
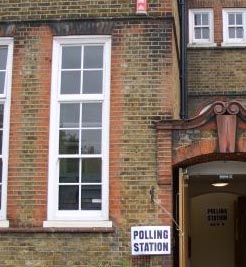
[149,186,183,235]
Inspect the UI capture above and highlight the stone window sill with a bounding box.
[0,220,9,228]
[0,220,114,233]
[188,42,217,48]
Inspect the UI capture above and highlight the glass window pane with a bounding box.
[59,158,79,183]
[81,129,101,154]
[59,130,79,154]
[83,70,103,94]
[82,158,101,183]
[61,71,81,94]
[236,27,243,38]
[202,28,210,39]
[62,46,81,69]
[0,104,4,128]
[81,185,101,210]
[0,72,5,94]
[59,185,79,210]
[202,13,209,25]
[0,47,7,70]
[195,28,202,39]
[82,103,102,128]
[194,14,201,25]
[60,103,80,128]
[84,46,103,69]
[236,13,243,25]
[229,28,236,38]
[229,14,235,25]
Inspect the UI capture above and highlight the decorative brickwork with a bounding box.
[157,101,246,177]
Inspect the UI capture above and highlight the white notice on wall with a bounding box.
[131,226,171,255]
[136,0,147,14]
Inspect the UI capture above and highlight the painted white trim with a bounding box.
[187,43,217,48]
[222,9,246,45]
[47,36,111,224]
[0,38,13,224]
[221,42,246,47]
[189,9,214,45]
[43,220,112,228]
[188,161,246,175]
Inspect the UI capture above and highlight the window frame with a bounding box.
[44,36,112,228]
[0,38,13,227]
[189,9,215,47]
[222,9,246,46]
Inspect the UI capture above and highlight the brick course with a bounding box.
[188,48,246,94]
[0,0,173,21]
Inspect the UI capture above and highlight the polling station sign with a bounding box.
[131,226,171,255]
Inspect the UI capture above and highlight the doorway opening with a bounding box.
[173,161,246,267]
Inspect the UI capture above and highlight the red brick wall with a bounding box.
[8,25,52,227]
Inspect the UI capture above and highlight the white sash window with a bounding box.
[222,9,246,46]
[44,36,111,228]
[189,9,215,46]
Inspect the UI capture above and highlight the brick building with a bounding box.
[0,0,246,267]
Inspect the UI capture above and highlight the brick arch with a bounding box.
[173,139,217,167]
[173,140,246,168]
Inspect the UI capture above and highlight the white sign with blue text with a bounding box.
[131,226,171,255]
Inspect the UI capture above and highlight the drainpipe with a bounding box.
[179,0,188,119]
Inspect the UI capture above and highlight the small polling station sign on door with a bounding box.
[131,226,171,255]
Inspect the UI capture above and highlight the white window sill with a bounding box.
[221,42,246,47]
[0,220,9,228]
[43,220,113,228]
[188,43,217,48]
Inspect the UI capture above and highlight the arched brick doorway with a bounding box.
[156,101,246,267]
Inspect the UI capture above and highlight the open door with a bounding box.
[179,168,189,267]
[235,196,246,266]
